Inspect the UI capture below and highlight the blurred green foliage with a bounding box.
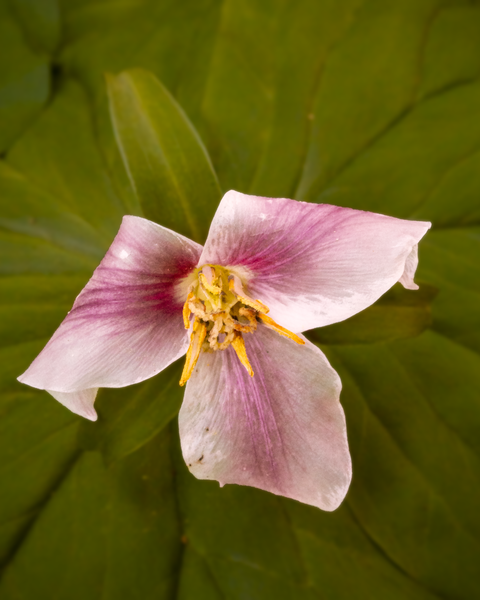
[0,0,479,598]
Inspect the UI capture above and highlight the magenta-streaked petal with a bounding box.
[18,216,202,408]
[199,190,431,332]
[49,389,99,421]
[179,325,351,511]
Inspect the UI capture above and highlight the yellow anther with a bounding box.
[224,307,257,333]
[179,319,207,386]
[180,265,306,386]
[208,313,226,348]
[182,292,194,329]
[238,307,258,326]
[257,314,305,345]
[231,333,254,377]
[228,275,269,314]
[225,317,254,333]
[199,272,222,295]
[201,265,217,285]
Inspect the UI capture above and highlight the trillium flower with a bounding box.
[18,191,430,511]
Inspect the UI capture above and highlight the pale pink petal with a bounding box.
[199,190,431,332]
[18,216,202,416]
[48,389,98,422]
[179,325,351,511]
[398,244,419,290]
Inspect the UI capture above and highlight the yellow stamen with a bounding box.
[201,265,217,285]
[228,275,269,314]
[179,319,207,386]
[231,333,254,377]
[199,272,222,295]
[180,264,307,387]
[257,313,305,345]
[208,313,226,348]
[218,330,236,351]
[224,307,257,333]
[225,316,254,333]
[238,307,258,326]
[182,292,194,329]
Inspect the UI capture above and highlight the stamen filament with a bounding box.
[199,271,222,295]
[182,292,194,329]
[228,274,269,314]
[257,314,305,345]
[179,318,207,386]
[231,333,254,377]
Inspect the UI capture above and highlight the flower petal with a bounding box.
[48,389,99,422]
[199,190,431,332]
[398,244,419,290]
[18,216,202,418]
[179,325,351,511]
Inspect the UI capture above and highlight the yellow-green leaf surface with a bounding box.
[107,69,221,243]
[0,0,50,153]
[1,1,479,598]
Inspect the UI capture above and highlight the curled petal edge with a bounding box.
[48,388,99,422]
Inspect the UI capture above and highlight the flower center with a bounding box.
[179,264,304,386]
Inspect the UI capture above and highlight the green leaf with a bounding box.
[7,0,61,54]
[0,0,50,153]
[2,0,480,597]
[0,162,111,261]
[177,546,224,600]
[297,0,444,200]
[0,451,109,598]
[0,274,87,347]
[175,429,439,599]
[313,80,480,218]
[7,78,127,246]
[0,433,181,600]
[80,361,184,464]
[309,283,437,345]
[58,0,222,107]
[417,227,480,354]
[194,0,362,195]
[283,500,439,600]
[107,68,221,243]
[325,335,480,598]
[0,392,79,565]
[418,5,480,99]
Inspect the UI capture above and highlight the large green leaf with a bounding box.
[326,337,480,598]
[1,0,480,598]
[0,0,50,153]
[80,361,184,464]
[107,69,221,243]
[309,282,437,345]
[7,0,61,54]
[0,432,181,599]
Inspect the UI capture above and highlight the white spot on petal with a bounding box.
[119,249,129,259]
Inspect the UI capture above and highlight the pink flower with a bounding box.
[18,191,430,511]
